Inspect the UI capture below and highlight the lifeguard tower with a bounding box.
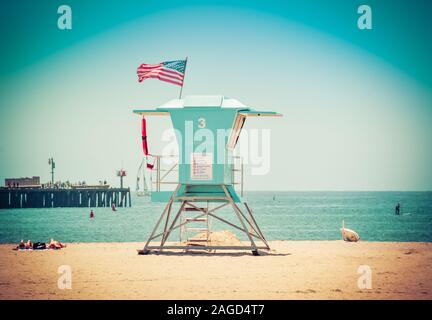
[134,96,281,255]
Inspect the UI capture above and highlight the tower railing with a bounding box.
[150,154,244,196]
[151,155,179,192]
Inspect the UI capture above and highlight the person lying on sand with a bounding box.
[14,239,65,251]
[24,240,33,250]
[17,240,25,250]
[25,240,33,249]
[15,239,33,250]
[48,239,66,249]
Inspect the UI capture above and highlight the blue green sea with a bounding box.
[0,192,431,243]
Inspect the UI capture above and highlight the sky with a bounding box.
[0,0,431,191]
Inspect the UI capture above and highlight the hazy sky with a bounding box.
[1,0,431,191]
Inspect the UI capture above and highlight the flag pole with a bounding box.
[179,57,188,99]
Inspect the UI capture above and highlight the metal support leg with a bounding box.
[139,185,179,254]
[161,201,187,246]
[244,202,270,249]
[160,200,174,246]
[139,198,173,254]
[221,185,258,255]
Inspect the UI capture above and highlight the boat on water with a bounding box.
[136,158,151,197]
[340,220,360,242]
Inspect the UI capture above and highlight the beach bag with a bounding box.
[33,242,46,250]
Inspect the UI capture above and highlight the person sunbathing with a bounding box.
[25,240,33,249]
[17,240,25,250]
[48,239,66,249]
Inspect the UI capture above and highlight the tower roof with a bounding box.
[133,95,282,117]
[158,95,248,109]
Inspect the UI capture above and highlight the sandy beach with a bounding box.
[0,241,431,300]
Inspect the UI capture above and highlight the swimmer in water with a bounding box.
[395,203,401,215]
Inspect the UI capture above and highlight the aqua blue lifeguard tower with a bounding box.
[134,96,281,255]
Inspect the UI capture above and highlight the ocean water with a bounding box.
[0,191,431,243]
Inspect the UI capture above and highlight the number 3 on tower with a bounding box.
[198,118,206,128]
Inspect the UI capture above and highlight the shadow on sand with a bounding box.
[138,250,291,257]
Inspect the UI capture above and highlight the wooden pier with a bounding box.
[0,187,132,209]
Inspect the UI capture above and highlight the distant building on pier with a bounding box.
[5,176,40,188]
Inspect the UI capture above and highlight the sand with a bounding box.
[0,240,431,300]
[183,230,244,246]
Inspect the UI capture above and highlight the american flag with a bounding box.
[137,60,186,86]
